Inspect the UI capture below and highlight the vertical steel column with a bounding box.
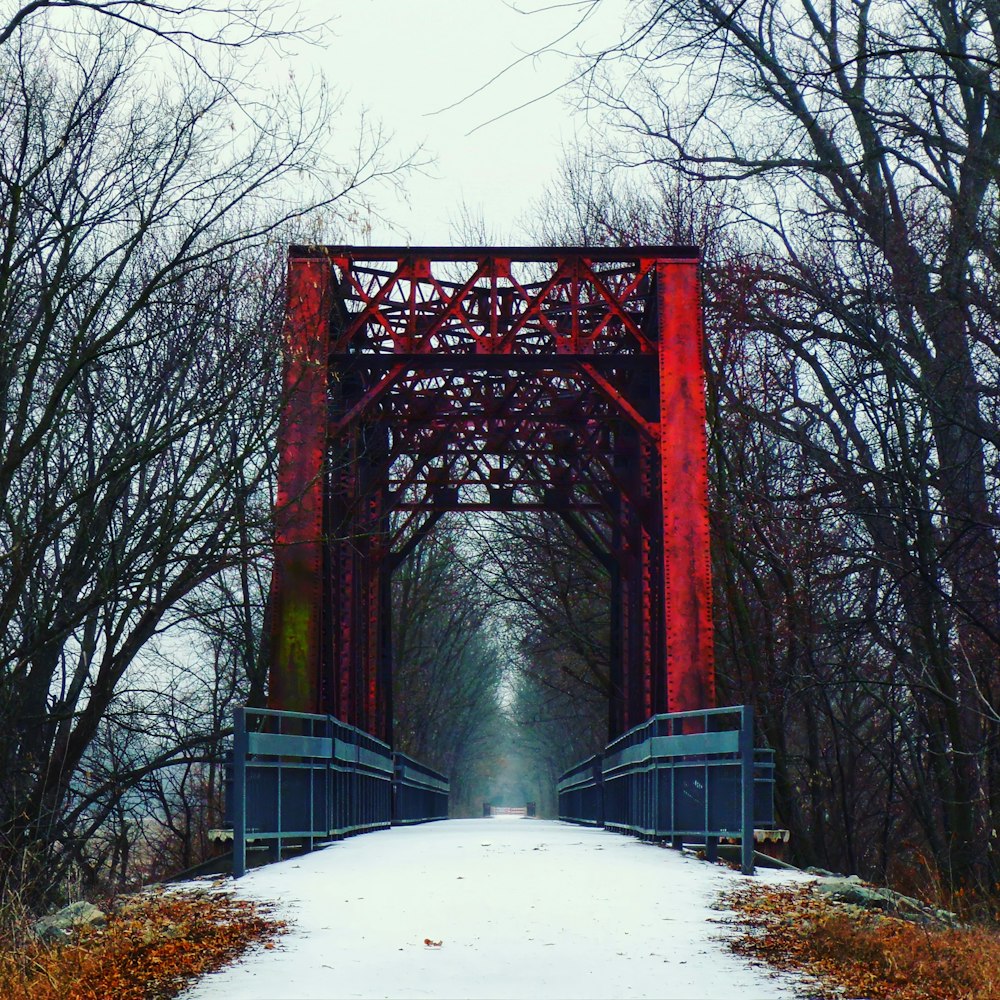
[637,437,660,720]
[608,517,625,737]
[610,434,630,735]
[324,359,361,725]
[332,447,359,724]
[378,568,395,746]
[268,252,330,713]
[639,521,655,720]
[657,261,716,712]
[624,519,645,730]
[362,522,381,735]
[613,424,647,731]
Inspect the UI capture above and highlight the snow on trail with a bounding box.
[182,818,812,1000]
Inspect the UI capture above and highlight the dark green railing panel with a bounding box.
[227,707,449,876]
[557,705,775,874]
[392,752,449,825]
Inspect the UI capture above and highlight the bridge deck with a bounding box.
[183,819,807,999]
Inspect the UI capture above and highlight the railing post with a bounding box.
[669,714,682,849]
[325,715,333,836]
[233,706,247,878]
[740,704,755,875]
[276,714,283,864]
[308,714,315,854]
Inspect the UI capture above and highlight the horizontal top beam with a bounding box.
[330,353,656,370]
[290,245,701,262]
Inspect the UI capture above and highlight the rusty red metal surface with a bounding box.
[657,261,716,713]
[268,246,714,740]
[267,256,330,714]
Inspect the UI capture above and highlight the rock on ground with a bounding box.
[32,900,107,943]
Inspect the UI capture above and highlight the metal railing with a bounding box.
[228,707,449,877]
[392,752,449,825]
[557,705,774,874]
[555,754,604,827]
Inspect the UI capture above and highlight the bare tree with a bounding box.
[516,138,974,887]
[0,21,403,906]
[0,1,313,58]
[566,0,1000,894]
[391,518,507,815]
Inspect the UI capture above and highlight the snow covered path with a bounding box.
[182,818,811,1000]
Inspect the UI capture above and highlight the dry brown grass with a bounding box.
[0,886,284,999]
[725,883,1000,1000]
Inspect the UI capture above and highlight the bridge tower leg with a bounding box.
[657,260,716,713]
[268,254,331,715]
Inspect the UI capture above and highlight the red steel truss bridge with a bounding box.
[267,245,715,746]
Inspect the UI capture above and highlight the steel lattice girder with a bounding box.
[268,246,715,743]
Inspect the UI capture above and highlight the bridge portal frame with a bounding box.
[267,246,714,743]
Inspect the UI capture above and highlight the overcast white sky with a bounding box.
[296,0,631,245]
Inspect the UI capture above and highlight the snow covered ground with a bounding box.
[182,818,814,1000]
